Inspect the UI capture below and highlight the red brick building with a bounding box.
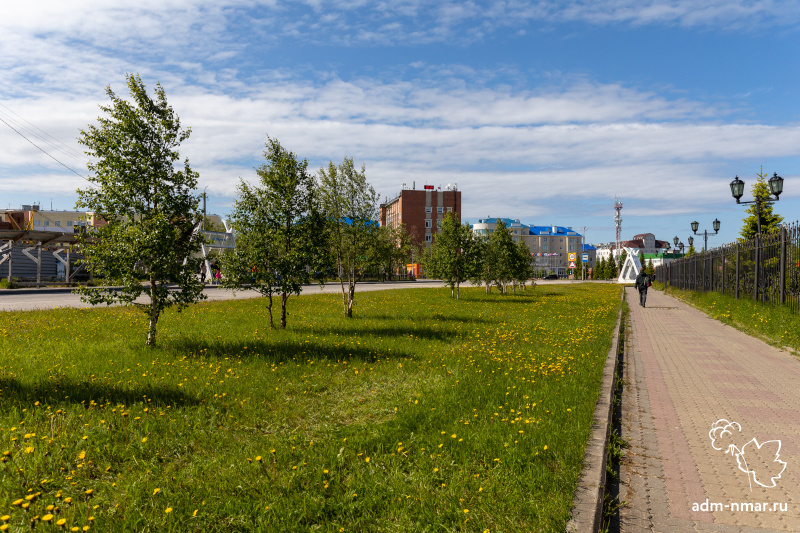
[380,185,462,247]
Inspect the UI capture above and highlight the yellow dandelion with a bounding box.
[42,514,54,522]
[153,488,161,495]
[57,518,67,526]
[165,508,173,514]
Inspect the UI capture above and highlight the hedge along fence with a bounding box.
[655,221,800,312]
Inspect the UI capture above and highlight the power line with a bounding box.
[0,104,89,166]
[0,114,89,181]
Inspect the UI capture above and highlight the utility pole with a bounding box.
[614,196,623,270]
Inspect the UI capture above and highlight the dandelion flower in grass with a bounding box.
[12,500,23,506]
[365,457,370,463]
[25,446,34,453]
[141,437,147,443]
[165,508,173,514]
[42,514,54,522]
[0,516,8,522]
[63,497,72,504]
[153,488,161,495]
[85,489,94,495]
[0,525,8,531]
[57,518,67,526]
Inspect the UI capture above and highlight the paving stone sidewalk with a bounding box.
[620,287,800,532]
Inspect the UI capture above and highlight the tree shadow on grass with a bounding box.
[168,338,415,364]
[310,324,460,343]
[0,377,200,408]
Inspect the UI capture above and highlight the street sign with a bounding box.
[568,253,576,261]
[582,253,589,263]
[569,261,576,268]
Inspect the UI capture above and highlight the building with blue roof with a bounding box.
[470,218,585,276]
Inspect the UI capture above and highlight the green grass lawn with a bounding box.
[0,284,622,532]
[656,283,800,355]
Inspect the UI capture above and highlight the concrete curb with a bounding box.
[565,290,625,533]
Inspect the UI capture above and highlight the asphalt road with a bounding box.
[0,278,605,312]
[0,280,446,311]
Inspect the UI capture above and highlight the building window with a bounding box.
[447,207,453,212]
[425,207,432,213]
[54,221,61,227]
[43,221,50,227]
[33,219,41,227]
[425,219,432,228]
[68,221,74,226]
[437,207,444,214]
[425,234,432,242]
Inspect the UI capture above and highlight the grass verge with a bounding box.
[1,284,621,532]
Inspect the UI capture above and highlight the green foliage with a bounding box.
[740,167,785,240]
[469,221,527,293]
[685,244,696,257]
[373,223,413,280]
[424,213,482,298]
[221,137,324,329]
[75,73,205,346]
[645,258,654,276]
[607,254,618,279]
[595,257,606,280]
[318,157,380,317]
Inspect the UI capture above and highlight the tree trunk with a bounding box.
[266,292,274,329]
[146,275,160,347]
[280,292,288,329]
[346,280,355,318]
[456,283,460,299]
[451,285,455,298]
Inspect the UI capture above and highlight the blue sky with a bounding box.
[2,0,800,246]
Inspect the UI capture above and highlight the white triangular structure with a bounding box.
[617,254,642,284]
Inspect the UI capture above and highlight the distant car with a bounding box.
[544,274,558,280]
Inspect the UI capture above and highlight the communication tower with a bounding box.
[614,196,623,269]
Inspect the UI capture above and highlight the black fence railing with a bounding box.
[656,222,800,313]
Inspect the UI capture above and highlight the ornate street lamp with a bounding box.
[730,172,784,235]
[688,235,694,247]
[690,218,720,252]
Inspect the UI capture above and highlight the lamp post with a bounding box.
[690,218,720,252]
[730,172,785,302]
[730,173,784,235]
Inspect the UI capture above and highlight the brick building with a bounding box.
[379,185,461,246]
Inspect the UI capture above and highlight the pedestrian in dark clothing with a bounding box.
[635,269,651,307]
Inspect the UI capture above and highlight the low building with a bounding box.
[470,218,584,276]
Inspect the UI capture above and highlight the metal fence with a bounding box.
[655,222,800,312]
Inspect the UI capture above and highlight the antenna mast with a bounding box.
[614,196,623,269]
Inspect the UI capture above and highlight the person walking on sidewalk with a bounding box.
[635,268,651,307]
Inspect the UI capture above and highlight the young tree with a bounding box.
[488,220,517,293]
[425,213,481,299]
[686,243,697,256]
[608,254,618,279]
[595,257,605,280]
[76,74,205,346]
[221,137,323,329]
[512,240,534,290]
[740,167,785,240]
[374,224,412,281]
[646,258,655,276]
[318,157,380,317]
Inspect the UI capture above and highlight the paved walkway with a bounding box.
[621,287,800,532]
